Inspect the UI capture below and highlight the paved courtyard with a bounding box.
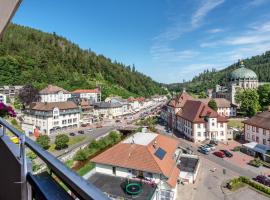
[177,157,269,200]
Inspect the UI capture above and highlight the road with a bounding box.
[155,123,258,179]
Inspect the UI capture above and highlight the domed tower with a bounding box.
[229,61,258,104]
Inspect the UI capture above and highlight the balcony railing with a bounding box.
[0,117,110,200]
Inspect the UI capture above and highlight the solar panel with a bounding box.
[154,147,166,160]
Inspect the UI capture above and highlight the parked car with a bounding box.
[69,132,76,136]
[200,145,211,151]
[209,140,218,146]
[198,147,209,155]
[220,150,233,157]
[206,144,216,150]
[78,130,84,134]
[213,151,225,158]
[254,175,270,187]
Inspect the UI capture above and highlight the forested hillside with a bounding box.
[0,24,166,99]
[167,51,270,94]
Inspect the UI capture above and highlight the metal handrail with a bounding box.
[0,118,109,200]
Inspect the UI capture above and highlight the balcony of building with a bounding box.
[0,117,110,200]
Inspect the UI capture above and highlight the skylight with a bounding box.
[154,147,166,160]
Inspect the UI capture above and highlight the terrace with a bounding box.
[88,173,157,200]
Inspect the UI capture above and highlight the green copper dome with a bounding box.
[230,63,257,80]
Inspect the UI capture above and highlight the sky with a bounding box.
[13,0,270,83]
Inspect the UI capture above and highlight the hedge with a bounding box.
[228,176,270,195]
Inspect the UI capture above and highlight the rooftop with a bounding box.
[93,102,122,108]
[91,132,180,187]
[27,101,78,111]
[230,63,257,80]
[123,132,158,146]
[197,98,236,108]
[179,156,199,173]
[243,110,270,130]
[176,100,227,123]
[167,91,193,108]
[72,89,100,94]
[39,85,70,94]
[88,173,156,200]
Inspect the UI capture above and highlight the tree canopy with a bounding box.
[235,89,261,117]
[208,99,218,111]
[0,24,167,99]
[257,84,270,110]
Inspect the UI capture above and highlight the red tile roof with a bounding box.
[176,100,227,123]
[197,98,236,108]
[167,91,193,108]
[91,134,180,187]
[72,88,100,94]
[243,110,270,130]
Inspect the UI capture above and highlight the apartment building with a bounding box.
[0,93,7,104]
[90,131,181,200]
[93,102,123,119]
[0,85,23,100]
[243,111,270,161]
[39,85,71,103]
[72,88,101,103]
[176,100,228,143]
[198,98,237,117]
[22,101,80,135]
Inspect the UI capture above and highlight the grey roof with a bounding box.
[39,85,70,94]
[178,156,199,173]
[93,102,122,109]
[230,64,257,80]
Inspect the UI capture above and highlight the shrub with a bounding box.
[232,146,241,151]
[248,159,262,167]
[55,134,69,150]
[74,149,88,161]
[27,151,37,160]
[36,135,50,150]
[11,119,18,126]
[88,140,100,150]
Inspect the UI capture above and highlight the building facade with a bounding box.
[72,88,101,103]
[0,93,7,104]
[39,85,71,103]
[244,111,270,148]
[176,100,228,143]
[22,101,80,135]
[198,98,237,117]
[93,102,123,119]
[0,85,23,100]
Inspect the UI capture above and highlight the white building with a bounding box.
[22,101,80,135]
[93,102,123,119]
[198,98,237,117]
[127,97,142,112]
[0,85,23,100]
[0,93,7,104]
[90,131,181,200]
[243,111,270,161]
[39,85,71,103]
[175,99,228,143]
[72,88,101,103]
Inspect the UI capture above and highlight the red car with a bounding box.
[213,151,225,158]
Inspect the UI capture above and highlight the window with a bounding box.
[256,136,259,143]
[263,139,266,145]
[256,127,259,133]
[263,129,266,136]
[247,125,250,130]
[247,133,250,139]
[220,131,224,136]
[62,120,67,125]
[252,126,255,132]
[68,119,72,123]
[198,124,201,128]
[220,123,223,128]
[212,123,215,126]
[73,118,77,122]
[197,132,201,137]
[252,135,255,141]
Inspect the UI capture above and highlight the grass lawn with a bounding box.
[230,182,246,191]
[77,162,95,176]
[228,119,244,129]
[48,135,86,152]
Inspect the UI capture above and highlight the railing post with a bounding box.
[20,134,28,200]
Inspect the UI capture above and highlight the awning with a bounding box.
[243,142,270,154]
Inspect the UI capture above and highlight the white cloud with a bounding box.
[191,0,225,28]
[207,28,224,33]
[248,0,268,6]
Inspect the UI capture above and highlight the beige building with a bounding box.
[198,98,237,117]
[22,101,80,135]
[243,111,270,161]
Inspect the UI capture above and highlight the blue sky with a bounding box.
[13,0,270,83]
